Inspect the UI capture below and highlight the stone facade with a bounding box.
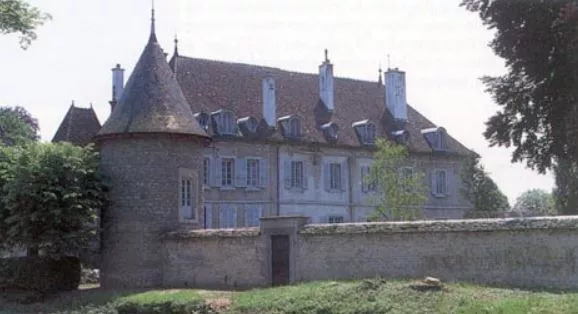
[164,216,578,290]
[99,136,205,288]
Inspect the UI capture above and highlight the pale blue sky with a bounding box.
[0,0,554,204]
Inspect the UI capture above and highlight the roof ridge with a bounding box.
[176,55,385,85]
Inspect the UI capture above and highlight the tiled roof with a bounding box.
[173,55,472,155]
[97,31,208,139]
[52,104,101,146]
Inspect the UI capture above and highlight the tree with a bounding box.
[0,142,108,258]
[0,106,39,146]
[461,155,510,217]
[367,138,428,221]
[461,1,578,173]
[512,189,556,217]
[0,0,51,49]
[553,158,578,215]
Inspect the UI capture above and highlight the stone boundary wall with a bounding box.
[163,216,578,290]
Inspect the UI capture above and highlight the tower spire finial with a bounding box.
[149,0,157,42]
[174,34,179,56]
[378,63,383,85]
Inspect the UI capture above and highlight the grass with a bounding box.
[4,279,578,313]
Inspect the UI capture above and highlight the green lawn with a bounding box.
[3,279,578,313]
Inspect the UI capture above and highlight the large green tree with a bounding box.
[512,189,556,217]
[0,0,50,49]
[462,0,578,173]
[0,106,39,146]
[461,155,510,217]
[367,139,428,221]
[0,142,107,257]
[553,159,578,215]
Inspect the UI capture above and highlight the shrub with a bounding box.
[0,256,80,293]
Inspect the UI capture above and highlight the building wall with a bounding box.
[163,216,578,290]
[99,136,204,288]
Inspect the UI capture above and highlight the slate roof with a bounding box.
[52,103,101,146]
[96,29,208,138]
[172,55,472,155]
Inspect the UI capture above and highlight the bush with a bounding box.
[115,290,214,314]
[0,256,80,293]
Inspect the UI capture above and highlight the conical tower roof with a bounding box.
[97,11,208,139]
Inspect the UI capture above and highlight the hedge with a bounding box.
[0,256,81,293]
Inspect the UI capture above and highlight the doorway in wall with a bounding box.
[271,235,290,286]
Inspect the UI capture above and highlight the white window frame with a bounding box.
[290,160,304,188]
[219,205,237,229]
[221,157,235,188]
[433,168,448,197]
[246,158,260,188]
[179,168,197,223]
[329,162,342,190]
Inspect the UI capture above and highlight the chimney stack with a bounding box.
[319,49,334,112]
[385,68,408,121]
[262,77,276,127]
[110,64,125,112]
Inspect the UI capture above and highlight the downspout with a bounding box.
[276,145,281,216]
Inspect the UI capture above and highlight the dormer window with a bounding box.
[352,120,376,146]
[321,121,339,143]
[421,127,447,151]
[194,112,209,131]
[211,110,236,136]
[237,116,259,137]
[391,129,410,145]
[278,115,302,139]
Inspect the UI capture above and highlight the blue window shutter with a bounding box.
[323,162,331,191]
[259,158,268,188]
[283,160,291,189]
[204,204,212,229]
[340,161,347,192]
[430,170,436,195]
[207,156,216,187]
[302,161,309,190]
[235,158,247,187]
[447,169,453,196]
[216,157,223,187]
[361,166,367,193]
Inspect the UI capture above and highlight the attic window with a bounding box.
[278,115,302,139]
[352,120,376,146]
[237,116,259,137]
[391,129,410,145]
[194,112,209,131]
[421,127,447,151]
[211,110,236,136]
[321,122,339,143]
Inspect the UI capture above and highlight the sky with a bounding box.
[0,0,554,204]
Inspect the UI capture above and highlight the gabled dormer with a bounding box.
[391,129,410,145]
[211,109,236,136]
[237,116,259,137]
[278,115,302,139]
[421,127,447,151]
[352,120,376,146]
[320,121,339,143]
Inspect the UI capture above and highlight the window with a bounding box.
[179,173,196,221]
[213,110,236,135]
[246,158,260,187]
[291,161,304,188]
[244,207,261,227]
[203,157,210,186]
[328,216,344,224]
[361,165,376,193]
[364,123,376,145]
[329,163,342,190]
[221,158,234,187]
[288,118,301,138]
[219,205,237,228]
[433,169,447,196]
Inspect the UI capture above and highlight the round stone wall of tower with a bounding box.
[95,24,210,288]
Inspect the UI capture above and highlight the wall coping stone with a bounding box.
[299,216,578,235]
[164,227,260,240]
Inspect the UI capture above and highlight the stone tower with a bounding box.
[95,9,210,288]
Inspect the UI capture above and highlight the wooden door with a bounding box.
[271,235,290,286]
